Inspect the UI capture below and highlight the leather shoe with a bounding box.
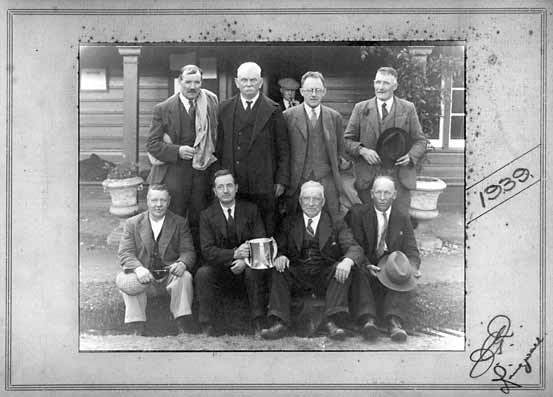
[361,316,378,340]
[253,317,265,335]
[126,321,145,336]
[325,320,346,340]
[175,315,192,335]
[389,316,407,342]
[260,321,288,340]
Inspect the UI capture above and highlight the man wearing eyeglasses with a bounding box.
[282,71,347,223]
[216,62,290,236]
[344,67,427,214]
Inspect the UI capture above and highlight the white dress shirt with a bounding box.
[179,92,195,113]
[376,97,394,120]
[375,206,392,251]
[304,103,321,120]
[303,211,322,234]
[149,215,165,240]
[220,203,236,220]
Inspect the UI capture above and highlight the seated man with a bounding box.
[261,181,376,340]
[346,175,421,342]
[117,184,195,336]
[196,169,269,335]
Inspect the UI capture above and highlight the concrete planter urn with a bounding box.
[102,176,144,217]
[408,176,447,251]
[102,176,144,246]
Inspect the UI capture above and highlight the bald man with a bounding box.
[216,62,290,236]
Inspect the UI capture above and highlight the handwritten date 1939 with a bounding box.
[478,167,534,209]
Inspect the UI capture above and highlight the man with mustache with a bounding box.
[344,67,427,214]
[146,64,218,250]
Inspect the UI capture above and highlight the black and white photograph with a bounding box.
[2,1,550,394]
[78,42,466,351]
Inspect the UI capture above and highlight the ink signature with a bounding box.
[469,314,544,394]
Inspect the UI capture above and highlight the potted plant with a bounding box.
[102,161,144,218]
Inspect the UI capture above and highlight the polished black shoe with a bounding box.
[325,320,346,340]
[126,321,146,336]
[260,321,288,340]
[389,316,407,342]
[361,316,379,340]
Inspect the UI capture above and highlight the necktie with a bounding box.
[306,218,315,237]
[309,108,318,127]
[227,208,235,228]
[381,102,388,120]
[376,212,388,258]
[245,100,252,112]
[288,99,294,109]
[188,99,196,117]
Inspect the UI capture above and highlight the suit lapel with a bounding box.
[317,212,332,250]
[139,213,155,258]
[168,95,181,142]
[215,204,228,239]
[363,206,378,255]
[294,107,308,141]
[158,211,175,260]
[290,215,305,252]
[385,205,401,249]
[234,201,246,242]
[223,97,239,156]
[366,98,380,139]
[321,107,338,170]
[249,95,273,150]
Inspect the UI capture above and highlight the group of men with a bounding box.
[115,61,426,342]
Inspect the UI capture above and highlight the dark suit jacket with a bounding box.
[216,94,290,195]
[276,211,364,267]
[283,104,345,196]
[344,96,427,190]
[118,210,196,271]
[345,203,420,268]
[145,90,218,184]
[199,200,266,267]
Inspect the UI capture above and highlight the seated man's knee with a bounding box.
[195,265,214,284]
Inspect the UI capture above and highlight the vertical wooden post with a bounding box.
[117,46,141,167]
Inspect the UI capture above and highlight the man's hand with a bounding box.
[414,269,422,279]
[395,153,411,167]
[230,259,247,275]
[334,258,353,283]
[359,147,381,165]
[178,145,195,160]
[274,255,289,273]
[274,183,285,198]
[233,242,251,259]
[367,264,381,277]
[135,266,154,283]
[169,261,186,277]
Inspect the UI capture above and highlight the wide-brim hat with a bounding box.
[376,127,412,169]
[376,251,417,292]
[116,271,149,296]
[278,77,300,90]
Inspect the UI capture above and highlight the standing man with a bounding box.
[146,64,219,249]
[344,67,427,214]
[277,77,301,111]
[345,176,421,341]
[196,169,269,335]
[117,184,195,336]
[260,181,375,341]
[216,61,290,236]
[283,71,347,222]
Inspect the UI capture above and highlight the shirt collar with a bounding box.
[303,211,322,227]
[304,103,321,118]
[220,202,236,218]
[374,206,392,219]
[376,96,394,111]
[149,214,166,225]
[179,92,197,111]
[240,92,260,109]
